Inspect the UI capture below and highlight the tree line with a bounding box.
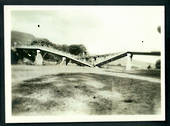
[11,38,88,64]
[31,39,88,56]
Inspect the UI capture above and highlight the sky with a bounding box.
[11,6,164,62]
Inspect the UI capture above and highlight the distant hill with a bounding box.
[11,30,36,46]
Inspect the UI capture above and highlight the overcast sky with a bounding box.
[11,6,164,57]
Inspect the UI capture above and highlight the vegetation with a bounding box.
[155,59,160,69]
[11,31,88,64]
[31,39,87,56]
[68,44,87,56]
[11,31,36,46]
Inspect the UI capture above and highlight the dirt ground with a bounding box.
[12,65,161,116]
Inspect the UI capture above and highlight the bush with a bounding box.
[155,60,160,69]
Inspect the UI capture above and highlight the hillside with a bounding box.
[11,30,36,46]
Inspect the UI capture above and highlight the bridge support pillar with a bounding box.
[66,58,70,65]
[126,53,132,71]
[60,57,70,66]
[60,57,66,65]
[34,50,43,65]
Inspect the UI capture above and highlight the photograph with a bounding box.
[4,5,165,123]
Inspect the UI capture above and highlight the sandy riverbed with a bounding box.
[11,65,161,116]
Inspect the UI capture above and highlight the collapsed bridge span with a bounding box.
[14,45,92,67]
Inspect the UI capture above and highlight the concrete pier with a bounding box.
[34,50,43,65]
[126,53,132,71]
[60,57,66,65]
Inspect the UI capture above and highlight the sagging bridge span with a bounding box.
[14,45,160,68]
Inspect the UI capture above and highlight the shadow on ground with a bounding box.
[12,73,160,116]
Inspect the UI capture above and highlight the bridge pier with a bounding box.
[66,58,70,65]
[126,53,133,71]
[60,57,66,65]
[59,57,71,66]
[34,50,43,65]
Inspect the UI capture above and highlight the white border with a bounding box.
[4,5,165,123]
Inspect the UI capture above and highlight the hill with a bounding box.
[11,30,36,46]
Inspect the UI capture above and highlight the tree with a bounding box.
[31,39,88,56]
[31,38,51,47]
[61,44,69,52]
[68,44,87,56]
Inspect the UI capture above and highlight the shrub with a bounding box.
[155,60,160,69]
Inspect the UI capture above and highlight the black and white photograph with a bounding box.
[4,5,165,123]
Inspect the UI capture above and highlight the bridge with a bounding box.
[94,51,160,67]
[14,45,160,70]
[14,45,93,67]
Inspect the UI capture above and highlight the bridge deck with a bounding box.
[15,45,92,67]
[127,51,161,56]
[14,45,160,68]
[95,51,160,67]
[95,52,127,67]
